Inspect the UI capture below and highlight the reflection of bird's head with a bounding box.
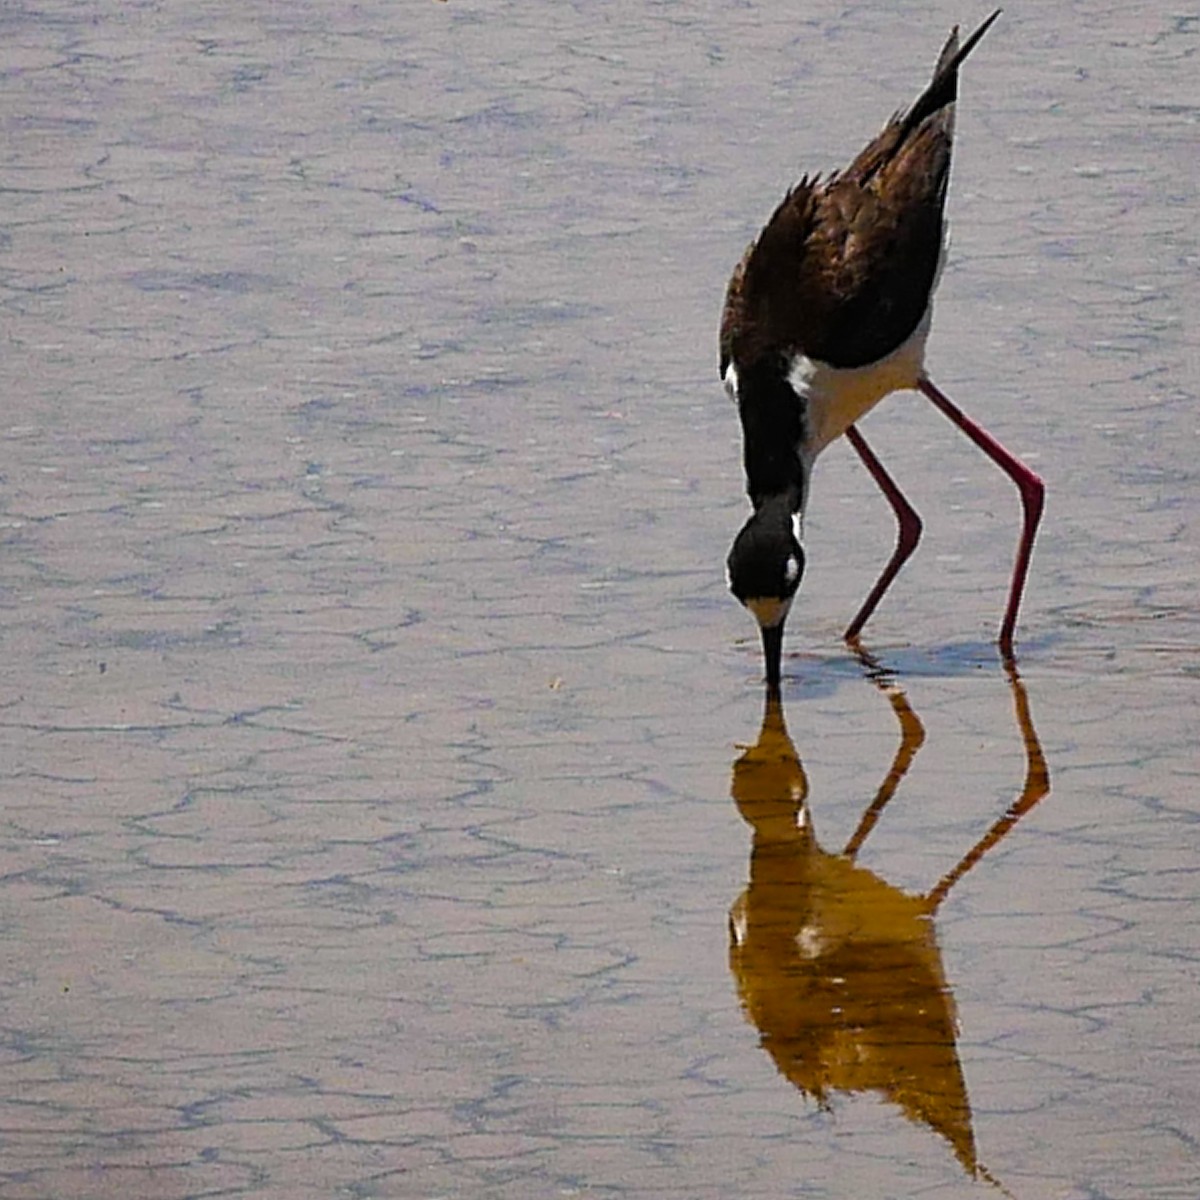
[731,694,808,838]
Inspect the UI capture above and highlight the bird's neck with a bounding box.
[755,490,799,529]
[737,359,811,514]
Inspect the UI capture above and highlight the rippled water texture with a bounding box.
[2,3,1197,1198]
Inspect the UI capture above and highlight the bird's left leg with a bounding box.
[843,424,924,642]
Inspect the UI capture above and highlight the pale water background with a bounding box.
[1,2,1197,1198]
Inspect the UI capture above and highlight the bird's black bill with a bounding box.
[761,622,784,698]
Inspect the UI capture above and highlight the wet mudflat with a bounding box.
[1,2,1197,1197]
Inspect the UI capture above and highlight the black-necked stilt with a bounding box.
[722,10,1044,694]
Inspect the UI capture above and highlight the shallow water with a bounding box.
[2,2,1198,1198]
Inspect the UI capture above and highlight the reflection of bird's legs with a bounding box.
[842,645,926,861]
[926,661,1051,910]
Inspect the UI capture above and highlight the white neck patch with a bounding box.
[723,362,739,403]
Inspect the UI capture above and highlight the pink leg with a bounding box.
[917,376,1045,656]
[843,424,923,642]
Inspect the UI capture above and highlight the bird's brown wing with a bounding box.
[804,118,953,367]
[729,138,948,371]
[722,175,826,370]
[719,241,755,380]
[723,11,999,372]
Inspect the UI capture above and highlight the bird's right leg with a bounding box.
[916,376,1045,657]
[842,424,924,642]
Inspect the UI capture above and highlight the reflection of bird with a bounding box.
[722,11,1044,693]
[728,658,1048,1186]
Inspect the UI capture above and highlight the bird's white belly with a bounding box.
[789,311,932,457]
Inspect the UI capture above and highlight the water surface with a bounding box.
[2,2,1197,1197]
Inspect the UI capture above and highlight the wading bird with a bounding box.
[721,10,1044,694]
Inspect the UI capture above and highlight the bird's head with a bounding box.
[727,495,805,695]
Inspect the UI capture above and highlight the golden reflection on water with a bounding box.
[728,659,1049,1187]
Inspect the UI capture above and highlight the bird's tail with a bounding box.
[900,8,1001,140]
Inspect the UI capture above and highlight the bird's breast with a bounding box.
[789,310,932,456]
